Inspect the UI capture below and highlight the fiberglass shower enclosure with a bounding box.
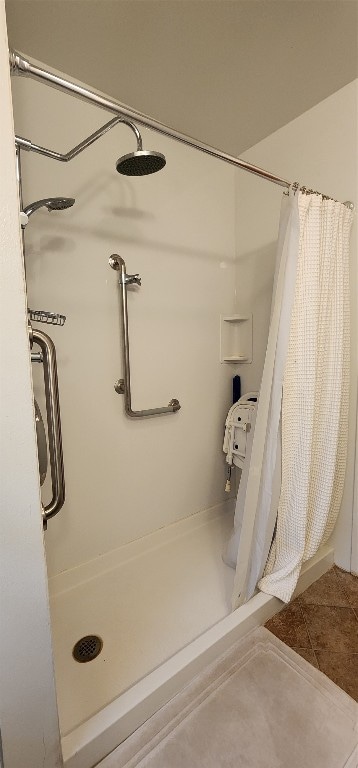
[8,51,335,768]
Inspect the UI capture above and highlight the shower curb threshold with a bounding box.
[62,543,334,768]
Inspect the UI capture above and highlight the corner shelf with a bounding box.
[220,314,252,364]
[222,355,249,363]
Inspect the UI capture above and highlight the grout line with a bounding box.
[333,565,358,609]
[296,596,319,665]
[267,567,357,673]
[332,567,358,622]
[293,574,358,692]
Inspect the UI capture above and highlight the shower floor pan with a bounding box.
[48,503,334,768]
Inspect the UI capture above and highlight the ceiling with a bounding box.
[5,0,358,155]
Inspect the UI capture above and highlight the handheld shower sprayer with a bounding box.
[20,197,75,228]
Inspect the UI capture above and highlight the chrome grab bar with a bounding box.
[31,326,65,528]
[109,254,181,418]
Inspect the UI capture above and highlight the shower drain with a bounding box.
[72,635,103,663]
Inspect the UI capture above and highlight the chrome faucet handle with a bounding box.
[125,273,141,286]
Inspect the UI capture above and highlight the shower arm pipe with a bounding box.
[109,254,181,418]
[15,116,142,162]
[9,49,290,189]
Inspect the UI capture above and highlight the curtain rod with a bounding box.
[9,50,291,190]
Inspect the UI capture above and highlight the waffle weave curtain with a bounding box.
[232,190,353,607]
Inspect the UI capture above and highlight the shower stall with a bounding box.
[9,52,336,768]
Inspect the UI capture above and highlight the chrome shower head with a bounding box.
[116,150,166,176]
[22,197,75,220]
[46,197,75,211]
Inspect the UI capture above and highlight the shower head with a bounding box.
[46,197,75,211]
[116,150,166,177]
[22,197,75,223]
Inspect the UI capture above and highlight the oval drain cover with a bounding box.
[72,635,103,663]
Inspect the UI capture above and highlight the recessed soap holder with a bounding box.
[220,314,252,364]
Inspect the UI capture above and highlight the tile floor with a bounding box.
[265,565,358,701]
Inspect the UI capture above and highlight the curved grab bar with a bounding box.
[109,254,181,418]
[31,328,65,527]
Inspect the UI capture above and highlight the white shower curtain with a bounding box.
[230,187,353,608]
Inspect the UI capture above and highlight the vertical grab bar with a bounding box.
[31,327,65,527]
[109,254,181,418]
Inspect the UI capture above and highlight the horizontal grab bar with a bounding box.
[114,377,180,417]
[109,254,181,418]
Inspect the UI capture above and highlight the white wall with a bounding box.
[11,76,238,577]
[233,80,358,571]
[0,5,62,765]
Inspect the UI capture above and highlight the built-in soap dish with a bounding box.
[220,314,252,364]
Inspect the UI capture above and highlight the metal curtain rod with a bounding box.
[9,50,290,189]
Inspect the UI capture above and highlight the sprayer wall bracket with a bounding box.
[20,211,29,228]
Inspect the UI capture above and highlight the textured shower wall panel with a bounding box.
[234,80,357,571]
[11,76,237,576]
